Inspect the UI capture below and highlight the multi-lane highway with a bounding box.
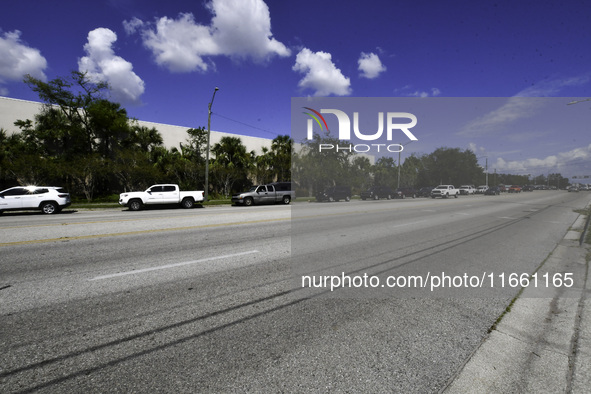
[1,191,590,392]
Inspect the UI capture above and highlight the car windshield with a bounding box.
[248,186,258,192]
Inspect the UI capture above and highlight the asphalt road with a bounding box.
[1,191,590,392]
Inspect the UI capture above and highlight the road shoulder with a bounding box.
[443,205,591,393]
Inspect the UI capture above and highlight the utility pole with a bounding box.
[204,87,219,202]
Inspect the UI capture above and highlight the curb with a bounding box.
[443,206,590,393]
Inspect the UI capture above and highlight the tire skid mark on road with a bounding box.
[0,199,576,391]
[294,204,558,282]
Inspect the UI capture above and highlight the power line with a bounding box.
[212,112,286,138]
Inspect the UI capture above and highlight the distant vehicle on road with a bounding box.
[0,186,71,215]
[508,185,522,193]
[568,186,579,192]
[430,185,459,199]
[394,187,417,199]
[316,186,352,202]
[476,185,489,194]
[119,184,204,211]
[522,185,534,192]
[459,185,476,195]
[360,186,394,200]
[418,187,434,197]
[232,182,295,206]
[484,186,501,195]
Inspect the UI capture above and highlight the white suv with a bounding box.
[0,186,71,215]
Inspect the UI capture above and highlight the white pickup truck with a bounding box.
[430,185,460,198]
[119,184,204,211]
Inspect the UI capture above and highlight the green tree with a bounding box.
[270,135,292,181]
[418,147,483,186]
[210,136,253,197]
[349,155,373,193]
[293,132,356,197]
[373,157,397,189]
[399,154,422,188]
[14,71,163,200]
[22,71,110,155]
[253,147,275,184]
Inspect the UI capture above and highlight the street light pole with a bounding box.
[204,87,219,202]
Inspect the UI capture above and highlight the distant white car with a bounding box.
[476,185,489,194]
[458,185,476,195]
[0,186,71,215]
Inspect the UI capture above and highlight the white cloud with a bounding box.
[394,85,441,98]
[516,75,591,97]
[468,142,487,154]
[133,0,290,73]
[123,17,144,35]
[78,28,145,105]
[494,144,591,174]
[209,0,290,59]
[358,52,386,79]
[0,30,47,93]
[408,88,441,98]
[292,48,351,96]
[458,75,591,137]
[458,96,543,137]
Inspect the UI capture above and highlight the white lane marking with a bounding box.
[89,250,260,281]
[499,216,518,219]
[422,209,437,212]
[456,212,470,216]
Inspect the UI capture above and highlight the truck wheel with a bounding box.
[345,196,351,202]
[244,197,254,206]
[373,195,379,200]
[328,196,335,202]
[454,194,458,198]
[129,199,142,211]
[181,197,194,208]
[41,202,58,214]
[412,194,416,198]
[387,195,391,200]
[402,194,405,199]
[282,195,291,204]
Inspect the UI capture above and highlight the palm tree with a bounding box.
[211,136,253,197]
[270,135,292,181]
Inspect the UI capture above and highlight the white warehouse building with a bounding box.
[0,96,273,154]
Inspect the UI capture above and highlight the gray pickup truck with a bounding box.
[231,182,295,206]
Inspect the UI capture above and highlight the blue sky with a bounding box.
[1,0,590,178]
